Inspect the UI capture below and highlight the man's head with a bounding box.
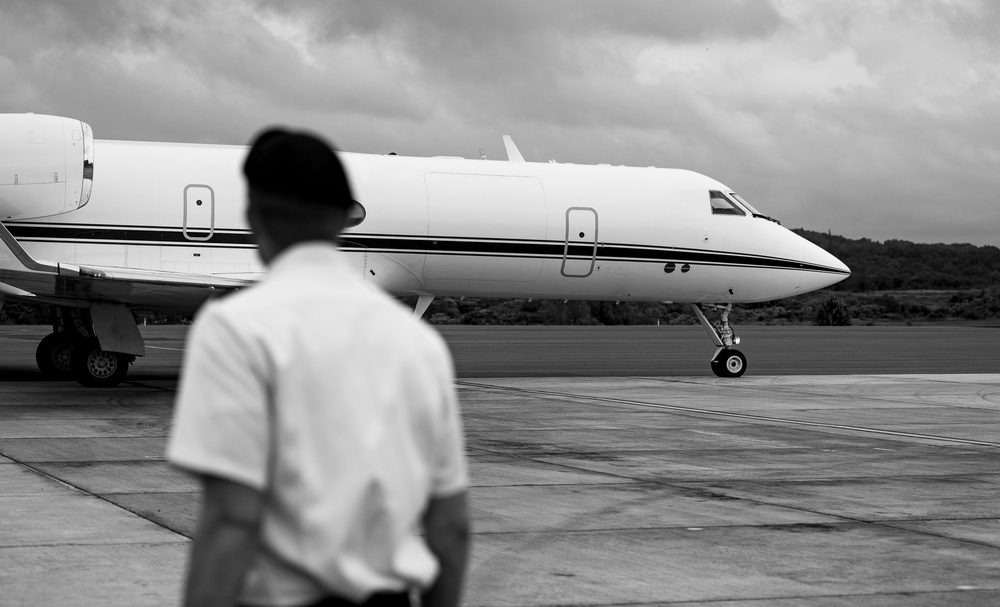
[243,128,354,263]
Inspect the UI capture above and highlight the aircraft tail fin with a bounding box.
[503,135,525,162]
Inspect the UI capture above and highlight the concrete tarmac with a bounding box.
[0,325,998,605]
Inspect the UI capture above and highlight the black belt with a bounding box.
[313,593,410,607]
[241,591,411,607]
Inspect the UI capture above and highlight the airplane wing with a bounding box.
[0,220,254,313]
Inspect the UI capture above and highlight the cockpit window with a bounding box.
[709,190,745,216]
[728,192,760,215]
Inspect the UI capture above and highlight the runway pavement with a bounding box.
[0,325,998,605]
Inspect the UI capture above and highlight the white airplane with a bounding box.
[0,113,849,386]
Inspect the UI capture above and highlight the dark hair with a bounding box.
[247,189,346,252]
[243,128,353,208]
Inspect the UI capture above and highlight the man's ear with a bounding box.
[245,204,276,264]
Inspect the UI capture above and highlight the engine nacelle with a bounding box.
[0,113,94,220]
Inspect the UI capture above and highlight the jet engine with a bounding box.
[0,113,94,220]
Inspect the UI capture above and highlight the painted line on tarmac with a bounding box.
[458,381,1000,449]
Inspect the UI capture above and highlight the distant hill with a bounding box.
[793,229,1000,291]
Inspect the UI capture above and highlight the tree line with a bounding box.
[795,229,1000,292]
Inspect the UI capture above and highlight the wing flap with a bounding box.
[0,221,256,312]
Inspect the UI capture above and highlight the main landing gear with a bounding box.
[35,307,139,388]
[690,303,747,378]
[36,331,133,387]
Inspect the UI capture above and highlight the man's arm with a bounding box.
[182,475,266,607]
[421,491,471,607]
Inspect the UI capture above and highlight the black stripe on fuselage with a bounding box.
[4,223,849,275]
[5,223,254,247]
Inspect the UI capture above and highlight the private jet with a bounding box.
[0,113,850,386]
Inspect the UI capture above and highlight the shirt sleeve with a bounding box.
[427,334,469,498]
[167,302,272,491]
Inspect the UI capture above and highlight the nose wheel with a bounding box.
[691,303,749,378]
[711,348,747,378]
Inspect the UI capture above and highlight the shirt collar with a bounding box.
[267,241,346,275]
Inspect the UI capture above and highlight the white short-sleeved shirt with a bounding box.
[167,243,468,607]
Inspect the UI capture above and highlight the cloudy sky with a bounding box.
[2,1,998,245]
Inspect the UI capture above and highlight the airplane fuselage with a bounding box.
[5,139,846,312]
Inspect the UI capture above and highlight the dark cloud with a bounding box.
[250,0,782,86]
[261,0,783,41]
[0,0,435,137]
[920,0,1000,40]
[2,0,178,54]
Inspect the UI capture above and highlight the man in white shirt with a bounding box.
[168,129,470,607]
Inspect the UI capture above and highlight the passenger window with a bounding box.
[345,200,366,228]
[709,190,745,216]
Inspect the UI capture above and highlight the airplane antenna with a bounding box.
[503,135,525,162]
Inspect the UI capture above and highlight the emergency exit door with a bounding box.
[183,184,215,241]
[561,207,598,277]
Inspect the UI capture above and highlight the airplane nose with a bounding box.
[799,237,851,293]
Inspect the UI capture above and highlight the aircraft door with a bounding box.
[183,184,215,241]
[562,207,597,277]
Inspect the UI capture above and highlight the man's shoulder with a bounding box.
[357,294,450,353]
[197,284,268,319]
[366,294,439,336]
[194,267,446,350]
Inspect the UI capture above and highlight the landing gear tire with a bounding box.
[36,333,78,380]
[70,339,130,387]
[712,349,747,378]
[691,304,749,379]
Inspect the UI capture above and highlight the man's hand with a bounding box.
[421,492,471,607]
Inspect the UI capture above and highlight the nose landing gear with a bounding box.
[691,303,747,378]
